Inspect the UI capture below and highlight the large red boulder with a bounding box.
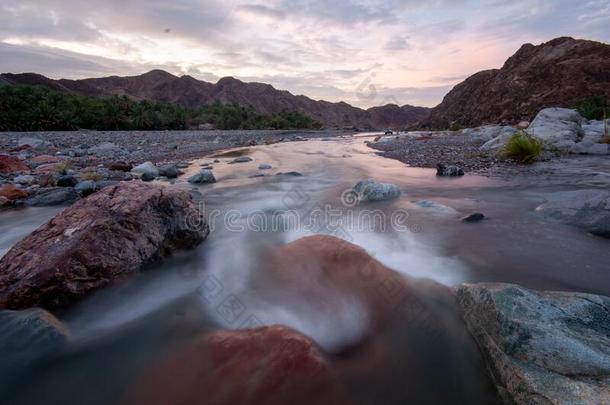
[0,182,208,309]
[127,326,349,405]
[0,155,29,174]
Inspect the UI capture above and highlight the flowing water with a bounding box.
[1,134,609,404]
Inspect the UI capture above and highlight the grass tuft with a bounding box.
[504,131,542,164]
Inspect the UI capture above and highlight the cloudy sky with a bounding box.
[1,0,609,108]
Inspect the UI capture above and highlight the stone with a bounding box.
[536,189,610,237]
[17,137,44,148]
[24,187,78,207]
[258,164,272,170]
[95,180,119,190]
[527,108,583,150]
[436,163,464,177]
[571,141,609,155]
[352,179,401,202]
[276,171,304,177]
[57,175,78,188]
[414,200,458,216]
[90,142,120,155]
[36,173,57,187]
[188,170,216,184]
[131,161,159,179]
[126,326,347,405]
[74,180,97,197]
[176,162,190,169]
[461,213,485,222]
[107,162,132,172]
[30,155,63,166]
[462,125,516,143]
[480,128,519,151]
[0,182,208,309]
[457,283,610,404]
[0,184,27,202]
[157,164,180,179]
[516,121,530,130]
[229,156,253,164]
[0,155,29,174]
[13,175,34,185]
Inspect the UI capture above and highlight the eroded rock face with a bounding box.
[457,283,610,404]
[127,326,349,405]
[0,182,208,309]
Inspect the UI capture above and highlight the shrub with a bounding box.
[450,121,461,131]
[504,131,542,164]
[575,96,608,120]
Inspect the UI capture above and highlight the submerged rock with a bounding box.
[0,182,208,309]
[188,170,216,184]
[352,179,401,202]
[536,189,610,237]
[436,163,464,177]
[25,187,78,206]
[457,283,610,404]
[127,326,347,405]
[229,156,253,164]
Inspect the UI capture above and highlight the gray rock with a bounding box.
[352,179,401,202]
[188,170,216,184]
[457,283,610,404]
[527,108,584,150]
[480,128,519,151]
[461,213,485,222]
[157,164,180,179]
[537,189,610,237]
[229,156,253,164]
[249,173,266,178]
[57,175,78,188]
[90,142,121,155]
[25,187,78,206]
[462,125,516,143]
[13,175,34,185]
[95,180,119,190]
[276,171,304,177]
[258,164,272,170]
[176,161,190,169]
[571,141,609,155]
[131,161,159,178]
[436,163,464,177]
[75,180,97,197]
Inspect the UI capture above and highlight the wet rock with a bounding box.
[414,200,458,216]
[0,184,27,202]
[131,161,159,179]
[25,187,78,207]
[229,156,253,164]
[352,179,400,202]
[157,164,181,179]
[258,163,272,170]
[127,326,347,405]
[188,170,216,184]
[13,174,34,185]
[461,213,485,222]
[436,163,464,177]
[0,182,209,309]
[536,189,610,237]
[107,161,132,172]
[276,171,304,177]
[457,283,610,404]
[57,175,78,188]
[527,108,583,150]
[249,173,266,178]
[0,155,29,174]
[176,161,190,169]
[75,180,97,197]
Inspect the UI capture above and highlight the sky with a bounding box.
[0,0,609,108]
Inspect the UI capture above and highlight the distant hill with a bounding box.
[422,37,610,129]
[0,70,429,129]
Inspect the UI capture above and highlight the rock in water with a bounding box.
[157,164,180,179]
[258,163,272,170]
[131,161,159,179]
[352,179,401,202]
[126,326,348,405]
[436,163,464,177]
[461,213,485,223]
[229,156,253,164]
[457,283,610,404]
[188,170,216,184]
[536,189,610,237]
[0,182,208,309]
[25,187,78,206]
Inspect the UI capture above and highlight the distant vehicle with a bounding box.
[384,129,393,135]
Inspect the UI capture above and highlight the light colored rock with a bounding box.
[462,125,516,143]
[414,200,458,216]
[17,137,44,148]
[480,128,519,151]
[131,161,159,178]
[571,141,609,155]
[457,283,610,405]
[536,189,610,237]
[90,142,121,155]
[516,121,530,130]
[352,179,401,202]
[13,175,34,185]
[527,108,583,150]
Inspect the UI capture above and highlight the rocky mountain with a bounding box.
[0,70,428,129]
[423,37,610,129]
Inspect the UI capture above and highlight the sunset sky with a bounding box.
[1,0,609,108]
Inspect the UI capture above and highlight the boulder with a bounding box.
[229,156,253,164]
[25,187,78,207]
[188,170,216,184]
[157,164,180,179]
[527,108,583,150]
[351,179,401,202]
[74,180,97,197]
[0,182,209,309]
[57,175,78,188]
[107,161,133,172]
[436,163,464,177]
[0,184,27,202]
[0,155,29,174]
[457,283,610,404]
[126,326,348,405]
[536,189,610,237]
[131,161,159,179]
[480,129,519,151]
[462,125,516,143]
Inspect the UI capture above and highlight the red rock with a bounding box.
[0,155,29,174]
[0,182,209,309]
[30,155,63,165]
[0,184,27,201]
[9,144,32,153]
[127,326,349,405]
